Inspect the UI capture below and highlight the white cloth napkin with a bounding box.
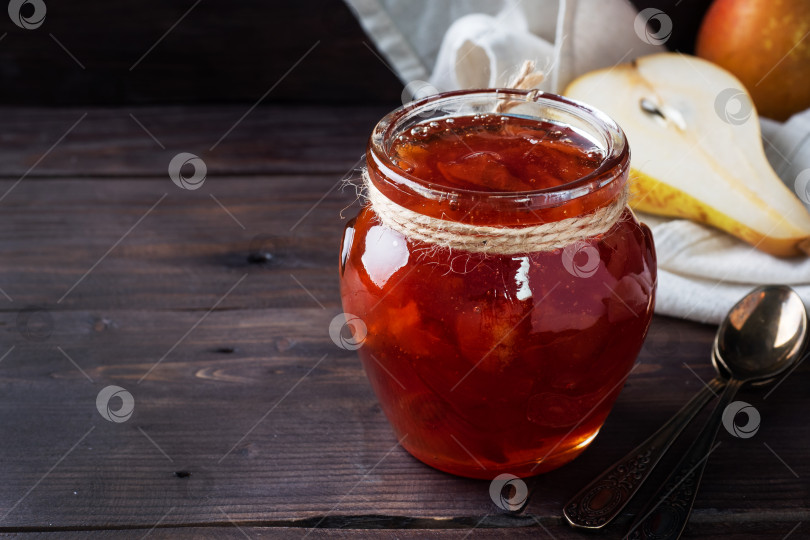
[344,0,810,324]
[642,213,810,324]
[343,0,662,92]
[429,0,663,93]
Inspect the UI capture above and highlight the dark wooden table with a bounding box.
[0,105,807,539]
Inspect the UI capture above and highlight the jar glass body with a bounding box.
[339,90,656,479]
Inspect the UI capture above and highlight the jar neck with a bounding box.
[366,89,630,227]
[366,152,628,227]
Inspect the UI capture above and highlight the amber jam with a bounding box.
[340,90,656,479]
[389,114,605,193]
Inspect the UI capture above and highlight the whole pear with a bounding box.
[696,0,810,121]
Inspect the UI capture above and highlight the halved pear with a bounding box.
[564,52,810,257]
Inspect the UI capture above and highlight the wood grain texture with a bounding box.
[5,521,808,540]
[0,106,808,538]
[0,176,352,310]
[0,106,388,177]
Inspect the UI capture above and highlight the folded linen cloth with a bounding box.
[642,210,810,324]
[344,0,662,93]
[344,0,810,324]
[429,0,663,93]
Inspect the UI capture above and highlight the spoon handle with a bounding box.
[563,377,724,529]
[626,378,744,540]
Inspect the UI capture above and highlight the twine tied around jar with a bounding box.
[362,60,630,256]
[364,174,629,255]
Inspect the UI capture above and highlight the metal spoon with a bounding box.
[626,285,807,540]
[563,285,806,530]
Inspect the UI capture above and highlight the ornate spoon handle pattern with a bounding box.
[626,378,745,540]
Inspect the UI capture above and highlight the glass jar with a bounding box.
[339,89,656,479]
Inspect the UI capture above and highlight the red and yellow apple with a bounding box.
[696,0,810,121]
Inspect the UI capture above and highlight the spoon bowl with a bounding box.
[714,285,808,382]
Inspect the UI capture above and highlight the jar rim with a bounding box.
[367,89,629,210]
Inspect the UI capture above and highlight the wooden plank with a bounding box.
[0,308,808,531]
[7,520,807,539]
[0,106,388,178]
[0,176,358,310]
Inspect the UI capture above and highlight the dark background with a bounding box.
[0,0,709,106]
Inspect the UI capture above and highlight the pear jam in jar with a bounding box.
[339,90,656,479]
